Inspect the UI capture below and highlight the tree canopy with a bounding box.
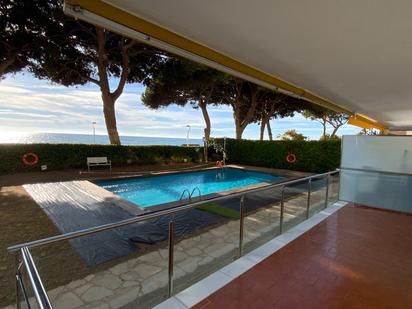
[142,57,226,142]
[252,92,314,140]
[1,0,163,145]
[142,56,320,141]
[302,106,349,140]
[32,16,163,145]
[0,0,62,78]
[279,129,307,141]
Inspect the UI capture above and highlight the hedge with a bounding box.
[0,144,203,175]
[210,138,340,173]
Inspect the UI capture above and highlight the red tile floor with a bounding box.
[192,204,412,309]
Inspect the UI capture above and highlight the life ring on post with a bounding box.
[216,160,223,169]
[286,153,297,164]
[22,153,39,166]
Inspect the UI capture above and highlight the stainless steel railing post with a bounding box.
[238,196,245,257]
[167,216,175,298]
[325,173,330,209]
[306,178,312,219]
[337,172,341,202]
[280,186,285,234]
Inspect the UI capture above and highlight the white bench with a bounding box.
[87,157,112,172]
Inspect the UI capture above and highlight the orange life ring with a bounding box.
[286,153,297,164]
[22,153,39,166]
[216,161,223,169]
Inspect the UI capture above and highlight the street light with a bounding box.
[186,125,191,147]
[92,121,97,144]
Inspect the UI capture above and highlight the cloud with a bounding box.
[0,72,361,139]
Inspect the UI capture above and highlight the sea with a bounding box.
[0,132,203,146]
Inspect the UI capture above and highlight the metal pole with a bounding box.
[280,186,285,234]
[15,252,21,309]
[238,196,245,257]
[324,173,330,209]
[16,274,30,309]
[92,121,96,144]
[204,138,208,163]
[223,137,226,165]
[186,125,191,147]
[337,172,341,202]
[306,178,312,219]
[168,216,175,297]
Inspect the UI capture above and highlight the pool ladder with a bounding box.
[179,187,202,203]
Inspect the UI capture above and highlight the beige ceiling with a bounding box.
[73,0,412,130]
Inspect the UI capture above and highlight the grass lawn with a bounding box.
[197,202,240,219]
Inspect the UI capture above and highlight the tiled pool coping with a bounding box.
[91,165,310,213]
[153,201,348,309]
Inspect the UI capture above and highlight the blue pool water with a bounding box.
[98,168,283,208]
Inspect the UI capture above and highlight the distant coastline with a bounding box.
[0,132,203,146]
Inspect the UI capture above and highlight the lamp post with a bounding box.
[92,121,96,144]
[186,125,191,147]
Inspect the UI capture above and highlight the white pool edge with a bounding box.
[153,201,348,309]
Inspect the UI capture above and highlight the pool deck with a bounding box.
[0,163,214,187]
[0,163,310,188]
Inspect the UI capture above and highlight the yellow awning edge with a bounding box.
[348,115,386,131]
[65,0,387,132]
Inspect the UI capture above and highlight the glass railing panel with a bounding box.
[172,197,240,294]
[242,186,283,254]
[282,180,309,231]
[329,172,340,204]
[340,169,412,213]
[30,217,171,309]
[308,176,328,217]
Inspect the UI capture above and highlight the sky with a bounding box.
[0,72,361,141]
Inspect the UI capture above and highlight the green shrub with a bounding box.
[210,138,340,173]
[0,144,203,175]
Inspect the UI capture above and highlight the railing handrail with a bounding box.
[8,170,339,252]
[340,166,412,177]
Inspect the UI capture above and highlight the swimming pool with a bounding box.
[98,168,284,208]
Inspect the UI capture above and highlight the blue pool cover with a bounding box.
[98,168,283,208]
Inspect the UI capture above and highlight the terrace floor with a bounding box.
[192,204,412,309]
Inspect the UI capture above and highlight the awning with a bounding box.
[64,1,412,131]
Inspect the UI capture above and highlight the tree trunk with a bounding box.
[259,121,266,140]
[260,117,266,140]
[330,126,339,138]
[235,120,244,139]
[101,92,121,145]
[94,27,134,146]
[232,82,259,140]
[0,54,17,80]
[322,119,327,140]
[267,119,273,141]
[199,101,211,143]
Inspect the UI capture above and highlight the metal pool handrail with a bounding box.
[8,170,339,252]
